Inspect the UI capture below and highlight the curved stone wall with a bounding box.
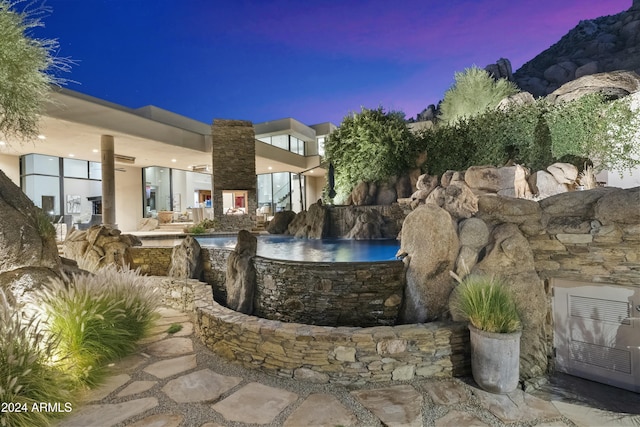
[196,292,470,385]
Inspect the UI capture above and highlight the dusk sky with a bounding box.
[35,0,631,126]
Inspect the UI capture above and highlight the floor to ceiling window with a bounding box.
[256,172,306,215]
[143,166,212,219]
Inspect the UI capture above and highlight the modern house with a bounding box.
[0,88,336,232]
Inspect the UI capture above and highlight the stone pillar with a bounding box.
[101,135,116,227]
[211,119,256,231]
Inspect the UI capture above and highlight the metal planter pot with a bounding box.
[469,324,521,394]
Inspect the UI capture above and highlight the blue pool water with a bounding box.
[196,235,401,263]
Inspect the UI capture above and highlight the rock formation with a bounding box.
[63,225,142,270]
[225,230,257,314]
[286,200,330,238]
[0,169,63,304]
[266,210,296,234]
[547,70,640,104]
[514,3,640,96]
[168,235,203,279]
[398,204,459,323]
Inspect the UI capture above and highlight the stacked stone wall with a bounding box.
[253,258,404,327]
[197,297,470,385]
[129,247,173,276]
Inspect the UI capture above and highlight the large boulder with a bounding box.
[345,209,385,240]
[0,170,60,275]
[442,181,478,220]
[398,204,459,323]
[266,210,296,234]
[464,166,516,194]
[594,186,640,225]
[528,171,568,199]
[168,235,203,279]
[63,225,142,270]
[547,71,640,103]
[546,162,579,185]
[287,200,330,239]
[455,218,490,275]
[225,230,257,314]
[476,194,543,236]
[467,223,549,380]
[539,186,616,220]
[350,181,377,206]
[375,180,398,205]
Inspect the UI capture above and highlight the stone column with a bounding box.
[101,135,116,227]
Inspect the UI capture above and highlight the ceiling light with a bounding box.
[268,166,273,170]
[0,141,5,145]
[69,154,75,157]
[171,159,177,163]
[37,134,46,140]
[92,149,99,153]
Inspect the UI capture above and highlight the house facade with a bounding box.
[0,88,335,232]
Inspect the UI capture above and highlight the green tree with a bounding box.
[438,66,520,125]
[0,0,69,143]
[324,106,419,202]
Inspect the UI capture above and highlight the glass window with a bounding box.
[144,166,171,216]
[318,137,325,157]
[291,173,305,212]
[21,154,59,176]
[63,158,88,179]
[89,162,102,180]
[257,173,273,214]
[258,136,271,144]
[273,172,291,212]
[271,134,289,150]
[21,175,61,215]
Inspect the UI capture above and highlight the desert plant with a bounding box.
[33,207,55,241]
[185,218,219,234]
[438,66,520,125]
[453,274,521,333]
[0,290,75,427]
[34,266,159,386]
[0,0,71,144]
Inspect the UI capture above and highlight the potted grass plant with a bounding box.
[453,273,522,394]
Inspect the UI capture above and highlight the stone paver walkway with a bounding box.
[55,307,640,427]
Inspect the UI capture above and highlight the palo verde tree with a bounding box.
[438,66,520,125]
[0,0,69,144]
[324,106,420,203]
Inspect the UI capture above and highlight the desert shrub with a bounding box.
[185,218,219,234]
[438,66,520,125]
[34,266,159,386]
[0,290,75,427]
[34,208,55,241]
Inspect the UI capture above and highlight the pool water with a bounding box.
[196,235,401,262]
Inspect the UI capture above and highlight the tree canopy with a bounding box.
[323,107,419,203]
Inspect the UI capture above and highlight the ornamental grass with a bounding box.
[0,290,75,427]
[454,274,521,334]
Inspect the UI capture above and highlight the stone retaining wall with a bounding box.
[196,295,470,385]
[129,247,173,276]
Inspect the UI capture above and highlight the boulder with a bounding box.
[528,170,568,199]
[266,210,296,234]
[455,218,490,275]
[594,186,640,225]
[0,267,62,307]
[395,173,414,199]
[137,218,158,231]
[416,173,439,192]
[476,194,543,236]
[375,180,397,205]
[168,235,203,279]
[345,209,385,239]
[63,225,142,270]
[547,71,640,103]
[547,162,578,185]
[464,166,516,194]
[423,186,445,208]
[468,224,549,380]
[539,187,616,219]
[513,164,532,198]
[497,92,536,111]
[351,181,377,206]
[0,169,61,275]
[398,204,459,323]
[442,181,478,220]
[287,200,330,239]
[225,230,257,314]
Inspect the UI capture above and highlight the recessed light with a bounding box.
[309,169,314,173]
[92,149,99,153]
[171,159,177,163]
[69,154,75,157]
[268,166,273,170]
[37,134,46,140]
[0,141,5,145]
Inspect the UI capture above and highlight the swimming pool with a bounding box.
[196,235,401,262]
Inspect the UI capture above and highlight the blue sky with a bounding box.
[34,0,631,125]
